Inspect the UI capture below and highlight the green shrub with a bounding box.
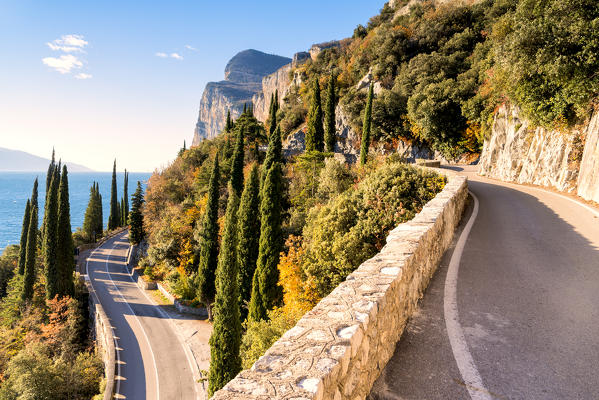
[302,161,446,297]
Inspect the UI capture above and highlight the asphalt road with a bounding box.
[87,232,199,400]
[369,166,599,400]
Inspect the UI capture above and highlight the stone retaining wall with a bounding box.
[212,168,468,400]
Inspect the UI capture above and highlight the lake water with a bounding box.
[0,172,152,251]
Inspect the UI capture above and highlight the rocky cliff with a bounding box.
[479,105,599,203]
[192,50,291,145]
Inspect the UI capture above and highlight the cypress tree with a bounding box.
[22,204,38,301]
[360,84,374,166]
[243,103,247,114]
[55,165,74,298]
[44,167,60,300]
[108,160,119,230]
[83,184,97,241]
[196,155,220,320]
[30,178,38,219]
[17,200,31,275]
[324,73,337,153]
[230,127,245,198]
[208,183,242,396]
[129,182,145,245]
[225,110,233,132]
[236,164,260,321]
[305,79,324,152]
[263,125,282,173]
[96,183,104,237]
[274,90,279,113]
[248,162,283,321]
[267,93,277,137]
[123,170,129,224]
[45,149,55,200]
[120,198,125,226]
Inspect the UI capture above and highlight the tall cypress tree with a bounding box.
[263,125,282,173]
[236,164,260,321]
[55,165,74,298]
[120,198,125,226]
[230,127,245,198]
[17,199,31,275]
[225,110,233,132]
[129,182,145,245]
[123,170,129,225]
[30,178,38,220]
[208,183,242,396]
[196,155,220,320]
[360,84,374,166]
[44,167,60,300]
[108,160,119,230]
[324,73,337,153]
[22,204,38,301]
[267,93,277,137]
[248,162,283,321]
[96,183,104,237]
[305,79,324,152]
[83,184,97,241]
[45,149,55,200]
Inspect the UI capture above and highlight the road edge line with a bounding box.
[443,191,493,400]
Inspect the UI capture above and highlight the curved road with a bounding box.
[87,232,200,400]
[370,166,599,399]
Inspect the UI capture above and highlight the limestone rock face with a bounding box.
[577,111,599,202]
[192,50,291,145]
[479,104,599,201]
[334,104,360,163]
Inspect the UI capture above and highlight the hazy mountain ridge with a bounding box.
[0,148,93,172]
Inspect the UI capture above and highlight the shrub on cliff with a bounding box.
[302,161,446,297]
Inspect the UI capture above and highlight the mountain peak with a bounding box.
[224,49,291,84]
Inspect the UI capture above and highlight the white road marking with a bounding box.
[518,185,599,218]
[444,191,494,400]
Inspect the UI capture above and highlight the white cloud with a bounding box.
[155,52,183,60]
[42,54,83,74]
[184,45,197,51]
[75,73,92,80]
[47,34,88,53]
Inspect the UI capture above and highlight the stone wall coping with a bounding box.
[212,166,468,400]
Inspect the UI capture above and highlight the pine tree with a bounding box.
[129,182,145,245]
[325,73,337,153]
[55,165,74,298]
[230,127,245,198]
[196,155,220,320]
[248,162,283,321]
[123,170,129,225]
[208,183,242,396]
[236,164,260,321]
[360,84,374,166]
[108,160,119,230]
[17,199,31,275]
[305,79,325,152]
[22,204,38,301]
[44,167,60,300]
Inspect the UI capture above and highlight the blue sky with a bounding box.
[0,1,385,172]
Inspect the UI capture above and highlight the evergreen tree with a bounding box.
[120,198,125,226]
[263,125,282,173]
[274,90,279,112]
[208,184,242,396]
[83,184,97,241]
[305,79,325,152]
[17,199,31,275]
[225,110,233,132]
[248,162,283,321]
[55,165,74,298]
[236,164,260,321]
[123,170,129,224]
[22,204,38,301]
[97,184,104,236]
[44,167,60,300]
[45,149,55,200]
[230,127,245,197]
[360,84,374,166]
[30,178,38,219]
[267,93,277,137]
[108,160,119,230]
[324,73,337,152]
[196,155,220,320]
[243,103,247,114]
[129,182,145,245]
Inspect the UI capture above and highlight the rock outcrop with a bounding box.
[479,104,599,203]
[192,50,291,144]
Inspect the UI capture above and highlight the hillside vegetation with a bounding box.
[277,0,599,158]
